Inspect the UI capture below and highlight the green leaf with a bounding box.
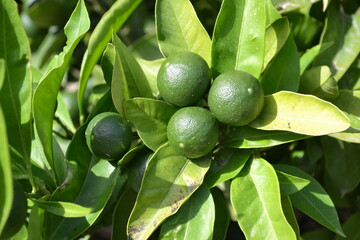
[274,164,345,237]
[334,211,360,240]
[126,149,152,192]
[264,17,290,69]
[250,91,350,136]
[124,98,177,151]
[33,0,89,178]
[276,170,310,195]
[315,6,360,81]
[10,224,28,240]
[0,0,32,178]
[260,33,300,94]
[155,0,212,64]
[55,91,76,134]
[211,188,230,240]
[205,148,250,188]
[300,42,333,75]
[301,228,335,240]
[0,59,4,89]
[129,32,163,61]
[0,105,12,236]
[112,186,138,240]
[112,34,154,99]
[212,0,266,78]
[281,195,300,238]
[159,185,215,240]
[44,158,120,239]
[127,143,211,240]
[321,137,360,196]
[137,58,164,98]
[230,158,296,240]
[222,125,308,148]
[78,0,142,121]
[299,65,339,99]
[32,199,92,218]
[28,206,45,240]
[101,43,116,86]
[331,90,360,118]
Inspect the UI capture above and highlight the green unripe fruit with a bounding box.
[85,112,132,160]
[167,107,219,159]
[157,51,211,107]
[208,70,264,126]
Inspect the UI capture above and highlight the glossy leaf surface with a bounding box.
[212,0,266,78]
[250,91,350,136]
[32,199,92,218]
[124,98,177,151]
[276,170,310,195]
[156,0,211,64]
[230,158,296,240]
[0,0,32,172]
[300,42,333,75]
[205,148,250,188]
[281,196,300,238]
[222,126,308,148]
[33,0,89,173]
[127,143,211,240]
[78,0,141,120]
[275,164,345,237]
[159,185,215,240]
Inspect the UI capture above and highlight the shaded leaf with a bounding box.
[264,17,290,69]
[260,33,300,94]
[129,32,163,61]
[124,98,177,151]
[276,170,310,195]
[334,211,360,240]
[250,91,350,136]
[212,0,266,78]
[137,58,164,97]
[299,65,339,99]
[159,185,215,240]
[274,164,345,237]
[230,158,296,240]
[78,0,142,120]
[127,143,211,240]
[315,6,360,81]
[33,0,89,178]
[211,187,230,240]
[205,148,250,188]
[155,0,211,64]
[28,206,45,240]
[222,125,308,148]
[0,0,32,177]
[281,195,300,238]
[300,42,333,75]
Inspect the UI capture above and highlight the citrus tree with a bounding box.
[1,0,360,239]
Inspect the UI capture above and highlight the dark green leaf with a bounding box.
[127,143,211,240]
[276,170,310,195]
[230,158,296,239]
[334,211,360,240]
[0,0,32,179]
[260,33,300,94]
[33,0,89,180]
[274,164,345,237]
[222,125,308,148]
[300,42,333,75]
[101,43,116,86]
[321,137,360,196]
[124,98,177,151]
[155,0,212,64]
[211,187,230,240]
[212,0,266,78]
[205,148,250,188]
[301,228,335,240]
[78,0,142,121]
[250,91,350,136]
[315,6,360,81]
[44,158,120,239]
[159,185,215,240]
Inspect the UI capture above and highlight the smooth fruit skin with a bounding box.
[208,70,264,126]
[167,107,219,159]
[85,112,132,160]
[157,51,212,107]
[0,181,27,239]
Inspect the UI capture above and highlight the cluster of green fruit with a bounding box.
[85,51,264,161]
